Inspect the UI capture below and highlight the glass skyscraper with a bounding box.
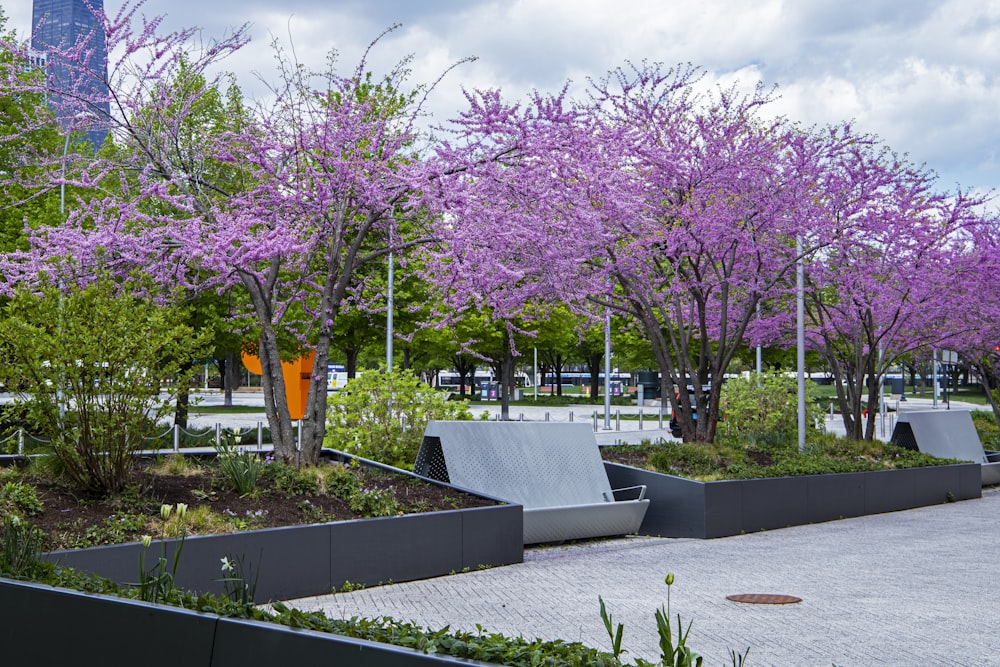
[30,0,109,148]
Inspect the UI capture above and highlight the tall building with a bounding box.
[31,0,109,149]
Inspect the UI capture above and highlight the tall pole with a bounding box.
[932,350,939,408]
[386,214,394,370]
[796,236,806,452]
[755,301,762,384]
[533,347,538,401]
[603,305,612,430]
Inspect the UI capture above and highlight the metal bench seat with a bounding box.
[415,421,650,544]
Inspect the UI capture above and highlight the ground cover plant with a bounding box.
[601,431,953,481]
[0,454,494,551]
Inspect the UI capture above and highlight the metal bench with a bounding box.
[890,410,1000,486]
[415,421,649,544]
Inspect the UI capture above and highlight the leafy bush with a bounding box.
[325,367,474,469]
[0,480,44,516]
[0,281,211,494]
[267,462,321,497]
[719,373,824,439]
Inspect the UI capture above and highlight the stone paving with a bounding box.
[288,486,1000,666]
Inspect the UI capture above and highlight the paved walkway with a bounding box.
[288,486,1000,666]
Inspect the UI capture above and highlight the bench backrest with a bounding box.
[416,421,615,509]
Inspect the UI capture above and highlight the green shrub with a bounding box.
[325,367,474,469]
[0,480,44,516]
[720,373,824,438]
[268,462,321,497]
[0,281,211,494]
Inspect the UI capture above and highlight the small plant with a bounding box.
[218,553,260,607]
[216,433,263,496]
[135,503,188,603]
[0,480,44,516]
[599,573,750,667]
[0,515,47,578]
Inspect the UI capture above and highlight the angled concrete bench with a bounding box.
[890,410,1000,486]
[415,421,650,544]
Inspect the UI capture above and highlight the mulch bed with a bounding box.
[13,460,496,551]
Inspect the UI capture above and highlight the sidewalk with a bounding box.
[288,486,1000,666]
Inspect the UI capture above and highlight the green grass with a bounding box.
[809,382,990,406]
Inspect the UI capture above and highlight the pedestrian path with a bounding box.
[287,486,1000,666]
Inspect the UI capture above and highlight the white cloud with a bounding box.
[11,0,1000,193]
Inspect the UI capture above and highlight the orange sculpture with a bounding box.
[241,349,316,420]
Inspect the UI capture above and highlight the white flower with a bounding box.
[141,535,152,548]
[220,556,233,573]
[160,504,173,520]
[175,503,188,519]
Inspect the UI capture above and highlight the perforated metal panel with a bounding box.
[419,421,615,508]
[890,410,1000,486]
[416,421,649,544]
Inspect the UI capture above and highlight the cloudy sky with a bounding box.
[11,0,1000,196]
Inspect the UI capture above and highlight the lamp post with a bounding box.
[796,235,806,452]
[386,213,394,370]
[603,305,611,430]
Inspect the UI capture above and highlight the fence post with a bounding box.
[257,421,263,451]
[569,411,574,423]
[215,423,221,449]
[592,411,598,432]
[658,410,663,429]
[616,410,620,431]
[18,429,24,456]
[173,424,179,453]
[639,409,643,430]
[519,413,524,422]
[545,411,550,422]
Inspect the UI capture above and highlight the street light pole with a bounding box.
[386,213,394,370]
[796,235,806,452]
[603,305,611,430]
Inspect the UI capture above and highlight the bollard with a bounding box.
[17,429,24,456]
[616,410,620,431]
[658,410,663,429]
[569,411,574,422]
[639,409,643,430]
[545,411,550,422]
[519,413,524,422]
[257,421,264,451]
[173,424,180,453]
[296,420,302,450]
[215,423,221,448]
[592,411,598,432]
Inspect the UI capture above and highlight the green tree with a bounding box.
[0,280,212,494]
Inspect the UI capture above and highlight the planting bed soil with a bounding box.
[8,458,497,551]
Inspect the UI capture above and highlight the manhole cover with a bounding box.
[726,594,802,605]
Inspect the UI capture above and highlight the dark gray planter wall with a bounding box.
[42,451,523,602]
[604,462,981,539]
[45,503,522,602]
[0,578,495,667]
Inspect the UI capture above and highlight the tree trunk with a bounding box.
[344,346,360,379]
[586,352,602,402]
[499,345,513,421]
[223,351,240,407]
